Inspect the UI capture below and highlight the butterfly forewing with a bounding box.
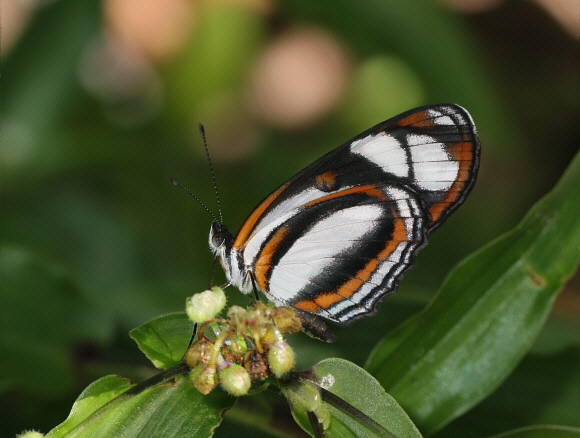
[377,104,480,231]
[230,103,479,325]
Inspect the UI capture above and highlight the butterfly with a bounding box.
[208,104,480,342]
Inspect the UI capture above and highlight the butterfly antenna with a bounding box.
[199,123,223,224]
[170,178,218,223]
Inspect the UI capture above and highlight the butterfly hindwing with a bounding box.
[252,184,427,323]
[229,103,479,327]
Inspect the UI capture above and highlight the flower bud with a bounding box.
[253,301,271,315]
[224,333,248,359]
[190,365,217,395]
[271,306,302,333]
[185,338,213,368]
[226,305,246,320]
[185,287,226,323]
[268,341,295,378]
[245,307,269,328]
[314,400,331,430]
[260,326,278,347]
[218,363,251,396]
[285,380,330,430]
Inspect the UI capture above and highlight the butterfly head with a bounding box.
[208,221,232,254]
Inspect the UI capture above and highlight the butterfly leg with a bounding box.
[249,272,261,303]
[208,256,218,288]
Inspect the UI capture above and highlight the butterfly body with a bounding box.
[208,104,480,341]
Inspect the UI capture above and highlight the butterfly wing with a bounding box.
[234,104,480,324]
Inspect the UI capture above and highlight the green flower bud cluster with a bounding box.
[184,292,302,396]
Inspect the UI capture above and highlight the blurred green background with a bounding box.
[2,0,578,436]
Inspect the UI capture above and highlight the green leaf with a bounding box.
[130,313,194,369]
[488,425,580,438]
[365,150,580,434]
[3,0,101,182]
[288,358,422,438]
[47,374,235,438]
[0,245,109,396]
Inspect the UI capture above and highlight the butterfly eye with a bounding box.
[210,221,229,249]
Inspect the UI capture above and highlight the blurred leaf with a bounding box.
[217,393,303,438]
[47,374,235,438]
[531,313,580,354]
[0,245,109,396]
[165,4,265,122]
[434,348,580,437]
[365,150,580,434]
[488,425,580,438]
[3,0,99,129]
[130,313,193,369]
[341,55,425,132]
[288,358,422,437]
[3,0,101,180]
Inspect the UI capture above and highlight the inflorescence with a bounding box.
[184,287,302,396]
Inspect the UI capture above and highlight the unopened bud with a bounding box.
[268,341,295,378]
[271,306,302,333]
[190,365,217,395]
[185,287,226,323]
[218,363,251,396]
[245,307,269,328]
[260,326,278,347]
[224,333,248,359]
[227,305,246,320]
[185,338,213,368]
[285,380,330,430]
